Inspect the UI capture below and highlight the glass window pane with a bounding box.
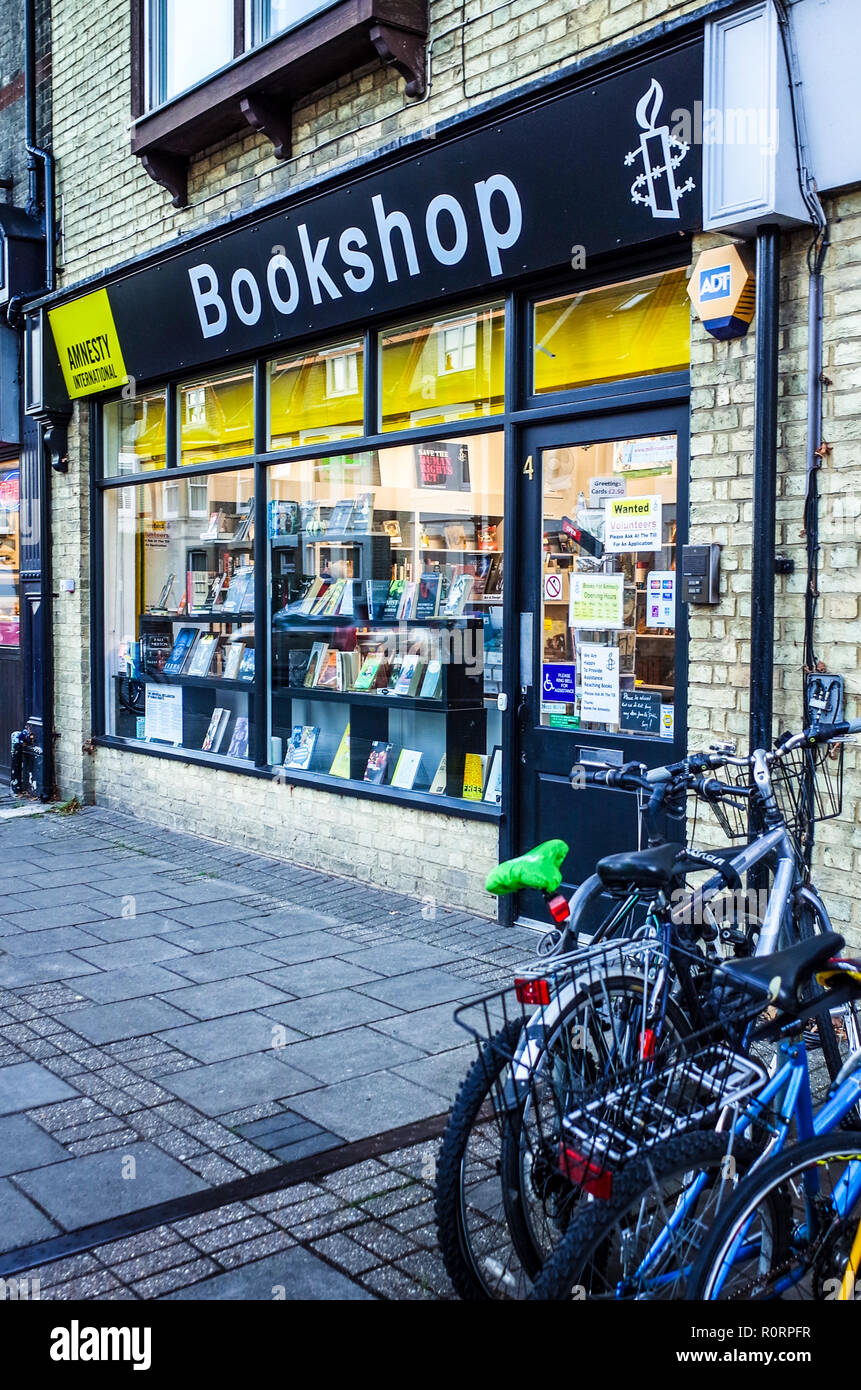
[532,269,690,395]
[104,470,256,761]
[267,433,504,805]
[268,339,364,450]
[155,0,233,104]
[0,465,20,649]
[103,392,167,477]
[379,303,504,433]
[179,368,254,466]
[249,0,335,45]
[539,435,677,739]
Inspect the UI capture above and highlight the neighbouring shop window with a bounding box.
[379,303,504,432]
[104,470,256,761]
[146,0,234,107]
[267,433,504,804]
[532,269,690,395]
[103,391,167,476]
[268,339,364,449]
[540,434,677,740]
[0,466,20,648]
[179,368,255,466]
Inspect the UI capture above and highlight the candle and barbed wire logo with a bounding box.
[625,78,695,220]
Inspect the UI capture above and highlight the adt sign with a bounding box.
[699,265,731,300]
[688,244,755,341]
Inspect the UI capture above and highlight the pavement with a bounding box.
[0,798,532,1299]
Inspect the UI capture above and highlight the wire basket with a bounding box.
[687,779,752,844]
[769,741,844,836]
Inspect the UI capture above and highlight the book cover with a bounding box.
[232,502,253,544]
[391,749,424,790]
[397,582,416,620]
[327,499,355,534]
[353,654,385,692]
[298,576,325,615]
[382,518,402,545]
[238,648,255,681]
[141,629,173,675]
[442,573,474,617]
[227,716,250,759]
[304,642,328,688]
[394,655,424,697]
[419,660,443,699]
[300,499,324,535]
[222,642,245,681]
[414,572,441,620]
[283,724,320,771]
[310,580,334,616]
[223,566,253,613]
[187,569,213,613]
[386,656,404,691]
[428,754,447,794]
[186,633,219,678]
[364,741,393,784]
[329,723,350,778]
[202,707,230,753]
[462,752,487,801]
[382,580,405,621]
[352,492,374,532]
[154,573,176,611]
[164,627,198,677]
[288,648,311,688]
[315,649,339,689]
[321,578,346,617]
[472,555,493,598]
[365,580,391,620]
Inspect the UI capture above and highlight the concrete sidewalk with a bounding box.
[0,803,530,1297]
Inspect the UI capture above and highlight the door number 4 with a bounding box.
[523,455,534,479]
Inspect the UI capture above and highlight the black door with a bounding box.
[514,407,689,923]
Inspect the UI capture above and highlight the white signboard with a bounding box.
[646,570,676,628]
[579,643,620,724]
[613,435,677,474]
[569,573,624,629]
[588,475,626,505]
[145,685,183,745]
[604,495,662,553]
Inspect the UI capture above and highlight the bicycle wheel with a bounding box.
[689,1132,861,1301]
[435,1019,531,1300]
[500,973,691,1282]
[529,1131,781,1301]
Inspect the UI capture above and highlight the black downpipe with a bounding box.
[24,0,55,290]
[749,226,781,759]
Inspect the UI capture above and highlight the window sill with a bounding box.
[131,0,429,208]
[93,735,503,822]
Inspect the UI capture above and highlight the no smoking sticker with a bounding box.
[544,573,563,602]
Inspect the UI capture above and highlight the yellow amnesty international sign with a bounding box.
[48,289,128,398]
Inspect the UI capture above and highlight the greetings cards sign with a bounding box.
[604,495,663,553]
[569,574,624,629]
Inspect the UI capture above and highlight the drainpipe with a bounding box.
[24,0,55,290]
[748,226,781,759]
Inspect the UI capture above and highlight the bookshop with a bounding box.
[32,31,703,917]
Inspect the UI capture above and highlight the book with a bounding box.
[232,502,253,544]
[321,578,347,617]
[187,569,213,612]
[484,747,503,804]
[298,577,326,615]
[238,648,255,681]
[141,630,173,675]
[483,554,503,596]
[472,555,494,598]
[227,717,250,759]
[365,580,391,620]
[419,660,443,699]
[353,654,387,692]
[442,573,474,616]
[428,754,447,794]
[382,580,405,621]
[414,572,442,620]
[288,649,312,688]
[186,632,219,678]
[300,499,324,535]
[386,656,403,691]
[391,749,424,790]
[315,649,339,689]
[364,741,393,784]
[337,649,361,692]
[309,580,334,616]
[202,707,230,753]
[462,752,487,801]
[200,510,225,540]
[327,499,355,534]
[154,573,176,611]
[223,566,253,614]
[329,723,350,778]
[398,582,417,620]
[304,642,328,688]
[268,499,300,537]
[222,642,245,681]
[164,627,197,677]
[394,654,425,697]
[351,492,374,532]
[205,573,226,609]
[382,518,402,545]
[283,724,320,771]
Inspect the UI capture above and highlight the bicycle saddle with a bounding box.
[719,931,844,1015]
[596,842,687,891]
[485,840,569,896]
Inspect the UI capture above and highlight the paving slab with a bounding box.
[61,997,197,1045]
[157,1011,303,1063]
[277,1026,427,1085]
[357,968,472,1011]
[0,1179,61,1251]
[166,922,274,954]
[0,1114,71,1175]
[337,941,459,977]
[0,926,104,957]
[0,953,100,986]
[73,937,193,969]
[367,1002,472,1054]
[263,989,401,1037]
[14,1143,208,1228]
[0,1062,79,1114]
[164,1247,373,1300]
[243,931,347,966]
[254,958,381,997]
[64,963,191,1004]
[3,905,111,932]
[153,1053,318,1116]
[73,913,187,943]
[163,946,277,984]
[159,977,290,1020]
[291,1072,445,1142]
[393,1046,478,1100]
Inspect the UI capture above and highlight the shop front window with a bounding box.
[540,434,678,740]
[0,466,20,648]
[532,269,690,395]
[267,432,504,804]
[104,470,256,761]
[104,391,167,477]
[379,303,504,432]
[268,339,364,449]
[179,368,255,466]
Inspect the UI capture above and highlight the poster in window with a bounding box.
[414,441,471,491]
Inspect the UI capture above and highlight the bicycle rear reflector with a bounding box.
[558,1145,613,1200]
[514,977,551,1006]
[638,1028,657,1060]
[547,893,570,924]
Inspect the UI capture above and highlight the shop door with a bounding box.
[515,408,688,925]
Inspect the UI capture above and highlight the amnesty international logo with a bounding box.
[625,78,695,221]
[48,288,128,399]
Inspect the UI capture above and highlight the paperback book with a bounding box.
[414,573,442,620]
[393,655,425,697]
[283,725,320,771]
[442,573,474,617]
[329,723,351,778]
[186,633,219,678]
[327,499,355,534]
[238,648,255,681]
[227,717,250,760]
[390,749,424,790]
[222,642,245,681]
[364,741,393,784]
[164,627,198,677]
[304,642,328,688]
[202,707,230,753]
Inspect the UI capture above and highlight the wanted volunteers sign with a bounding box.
[604,495,662,553]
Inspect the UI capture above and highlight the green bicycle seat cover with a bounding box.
[485,839,570,896]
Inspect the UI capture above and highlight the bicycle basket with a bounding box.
[687,778,752,844]
[769,740,844,836]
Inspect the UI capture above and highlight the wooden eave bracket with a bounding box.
[139,150,189,209]
[370,22,426,98]
[240,94,292,161]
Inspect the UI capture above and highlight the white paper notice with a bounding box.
[646,570,676,628]
[604,495,663,553]
[145,685,183,745]
[579,643,620,724]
